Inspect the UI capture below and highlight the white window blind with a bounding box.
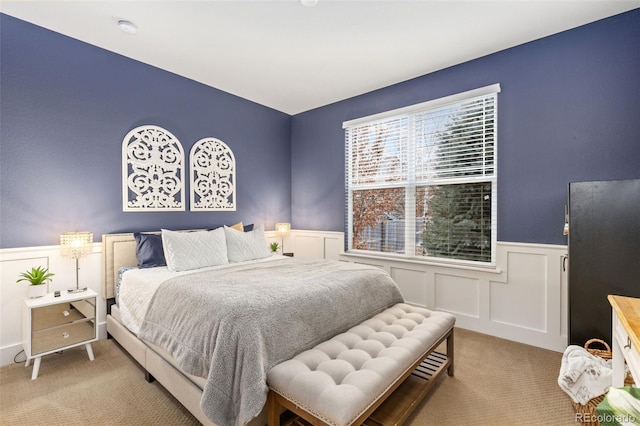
[345,84,500,265]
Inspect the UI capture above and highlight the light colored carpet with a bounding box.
[0,340,198,425]
[407,328,577,425]
[0,328,578,425]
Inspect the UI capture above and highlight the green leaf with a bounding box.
[16,266,54,285]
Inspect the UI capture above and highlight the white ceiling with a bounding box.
[1,1,638,115]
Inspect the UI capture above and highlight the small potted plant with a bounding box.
[17,266,54,298]
[270,242,280,253]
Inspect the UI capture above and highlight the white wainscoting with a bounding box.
[0,231,284,367]
[287,230,344,261]
[0,230,568,367]
[291,231,569,353]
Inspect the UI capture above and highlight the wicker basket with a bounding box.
[571,339,634,426]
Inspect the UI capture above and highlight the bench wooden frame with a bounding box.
[267,326,454,426]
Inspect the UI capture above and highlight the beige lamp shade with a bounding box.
[60,231,93,259]
[275,223,291,254]
[275,223,291,235]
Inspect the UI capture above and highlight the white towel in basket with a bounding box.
[558,345,612,405]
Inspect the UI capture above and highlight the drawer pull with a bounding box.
[624,337,631,350]
[62,310,70,317]
[62,332,69,339]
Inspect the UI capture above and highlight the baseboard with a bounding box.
[1,342,25,367]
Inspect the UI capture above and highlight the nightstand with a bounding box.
[22,288,98,379]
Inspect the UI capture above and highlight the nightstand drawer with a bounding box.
[32,299,95,330]
[71,298,95,320]
[31,321,95,355]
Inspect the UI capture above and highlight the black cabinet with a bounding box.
[568,179,640,346]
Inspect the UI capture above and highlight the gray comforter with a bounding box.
[138,257,403,426]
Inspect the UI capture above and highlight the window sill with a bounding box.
[340,251,503,274]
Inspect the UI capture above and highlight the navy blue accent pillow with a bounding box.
[134,233,166,268]
[207,223,254,232]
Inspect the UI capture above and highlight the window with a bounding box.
[344,84,500,265]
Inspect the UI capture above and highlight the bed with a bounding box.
[102,226,404,426]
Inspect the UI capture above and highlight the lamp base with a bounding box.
[68,287,88,293]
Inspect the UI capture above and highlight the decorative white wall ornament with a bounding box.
[122,125,185,211]
[190,137,236,211]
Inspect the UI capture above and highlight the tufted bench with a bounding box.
[266,303,455,426]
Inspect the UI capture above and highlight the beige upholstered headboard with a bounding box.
[102,233,138,300]
[102,229,209,300]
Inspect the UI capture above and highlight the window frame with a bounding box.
[344,84,500,267]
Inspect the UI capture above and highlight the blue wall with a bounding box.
[2,10,639,249]
[0,14,292,248]
[290,9,640,245]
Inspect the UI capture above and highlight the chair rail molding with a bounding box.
[0,231,568,367]
[290,231,568,353]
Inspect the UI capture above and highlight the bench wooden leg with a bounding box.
[447,328,455,376]
[267,391,280,426]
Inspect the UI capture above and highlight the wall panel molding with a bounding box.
[435,273,480,318]
[289,230,344,261]
[290,232,568,353]
[0,233,569,368]
[489,252,547,332]
[337,239,569,352]
[287,231,568,351]
[391,267,428,308]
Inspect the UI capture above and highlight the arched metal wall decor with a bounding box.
[190,137,236,211]
[122,125,185,211]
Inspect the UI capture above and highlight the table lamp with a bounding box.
[275,223,291,253]
[60,231,93,293]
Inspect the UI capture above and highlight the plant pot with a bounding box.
[28,285,47,298]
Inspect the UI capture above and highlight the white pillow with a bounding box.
[161,228,228,272]
[224,224,271,263]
